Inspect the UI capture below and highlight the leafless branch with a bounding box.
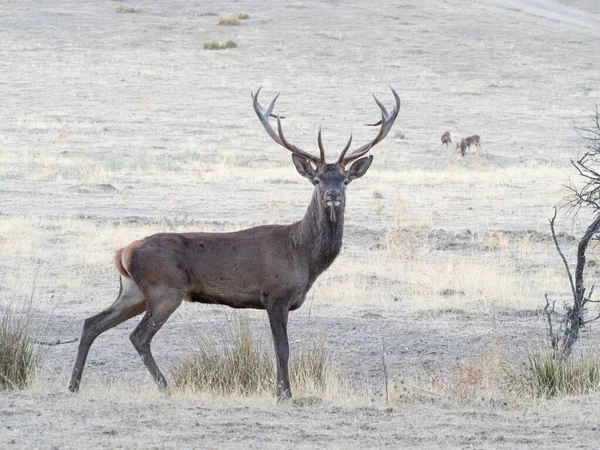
[582,313,600,326]
[544,294,557,349]
[549,207,576,299]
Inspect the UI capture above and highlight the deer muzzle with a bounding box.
[324,190,342,222]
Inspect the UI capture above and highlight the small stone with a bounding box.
[372,190,384,199]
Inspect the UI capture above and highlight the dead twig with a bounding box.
[34,338,78,346]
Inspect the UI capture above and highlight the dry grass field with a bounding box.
[2,0,600,448]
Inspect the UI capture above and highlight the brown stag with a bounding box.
[441,131,451,147]
[457,135,480,156]
[68,88,401,399]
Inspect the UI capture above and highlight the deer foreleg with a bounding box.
[266,301,291,400]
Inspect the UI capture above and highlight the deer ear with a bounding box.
[292,154,317,181]
[346,155,373,182]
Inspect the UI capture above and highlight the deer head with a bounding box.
[252,88,400,222]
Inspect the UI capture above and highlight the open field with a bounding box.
[2,0,600,448]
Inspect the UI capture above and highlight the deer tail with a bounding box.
[114,248,130,278]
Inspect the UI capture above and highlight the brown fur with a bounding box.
[457,135,480,156]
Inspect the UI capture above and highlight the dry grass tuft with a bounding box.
[173,314,273,395]
[0,306,43,390]
[389,343,507,405]
[172,313,347,399]
[203,40,238,51]
[234,12,250,20]
[218,15,240,26]
[388,344,600,405]
[385,227,419,259]
[527,351,600,398]
[116,4,142,13]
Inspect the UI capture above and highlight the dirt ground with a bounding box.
[2,0,600,448]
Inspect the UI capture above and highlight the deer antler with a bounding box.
[338,87,400,167]
[252,88,324,165]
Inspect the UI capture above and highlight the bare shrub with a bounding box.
[0,306,42,390]
[389,343,506,405]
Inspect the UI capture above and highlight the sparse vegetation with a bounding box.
[116,4,142,13]
[173,314,341,397]
[234,12,250,20]
[390,343,505,405]
[199,12,218,17]
[173,314,274,395]
[0,307,42,390]
[203,40,237,50]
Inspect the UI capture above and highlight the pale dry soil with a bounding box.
[2,0,600,448]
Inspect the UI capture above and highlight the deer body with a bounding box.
[441,131,451,147]
[457,134,480,156]
[69,88,400,399]
[119,191,343,312]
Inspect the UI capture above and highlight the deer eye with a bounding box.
[344,180,350,185]
[313,179,320,185]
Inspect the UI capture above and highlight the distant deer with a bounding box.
[68,88,401,399]
[457,135,480,156]
[441,131,451,147]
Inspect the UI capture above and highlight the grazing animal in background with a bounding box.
[441,131,451,147]
[68,87,401,400]
[457,135,481,156]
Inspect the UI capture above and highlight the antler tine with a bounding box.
[338,87,400,167]
[252,87,322,165]
[365,94,391,126]
[337,133,353,162]
[317,127,326,164]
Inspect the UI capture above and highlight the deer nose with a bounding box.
[325,190,342,206]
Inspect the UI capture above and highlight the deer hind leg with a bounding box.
[129,288,182,390]
[69,277,146,392]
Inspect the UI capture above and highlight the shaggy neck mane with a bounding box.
[294,190,345,281]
